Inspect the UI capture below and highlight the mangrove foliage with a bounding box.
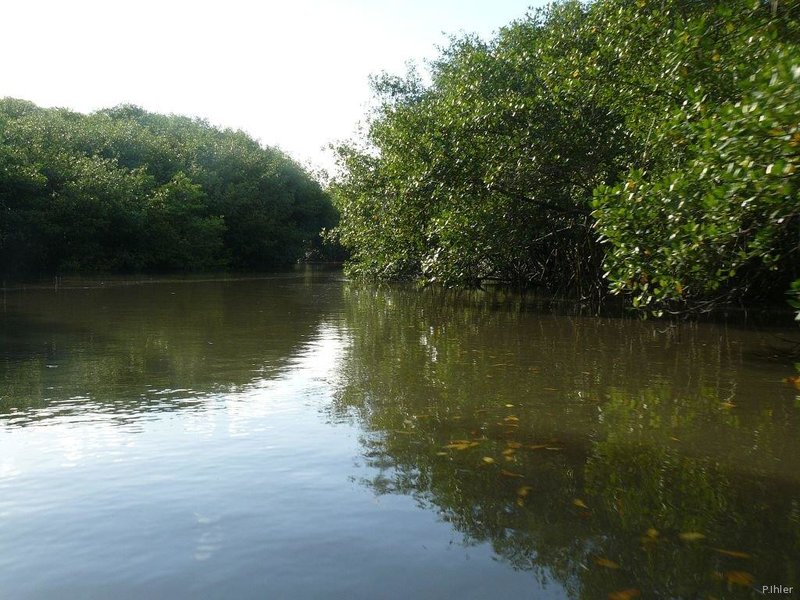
[329,0,800,316]
[0,100,337,275]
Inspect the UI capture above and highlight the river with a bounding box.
[1,269,798,599]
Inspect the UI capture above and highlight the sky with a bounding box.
[2,0,544,173]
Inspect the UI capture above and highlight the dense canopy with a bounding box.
[330,0,800,316]
[0,100,337,275]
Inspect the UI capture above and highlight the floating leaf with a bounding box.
[724,571,754,586]
[713,548,751,559]
[527,444,548,450]
[502,448,516,456]
[645,528,659,539]
[573,499,589,509]
[482,457,495,464]
[500,469,524,478]
[503,416,519,422]
[506,441,523,449]
[443,440,480,450]
[679,532,706,542]
[517,485,534,497]
[720,401,736,410]
[609,589,640,600]
[505,403,515,408]
[595,557,620,569]
[783,375,800,389]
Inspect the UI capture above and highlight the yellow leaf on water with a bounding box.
[573,499,589,509]
[443,442,479,450]
[594,557,620,569]
[502,448,516,456]
[500,469,524,478]
[679,532,706,542]
[505,403,515,408]
[504,416,519,422]
[609,589,640,600]
[783,375,800,389]
[482,457,495,465]
[506,441,523,449]
[713,548,751,559]
[720,401,736,410]
[724,571,754,587]
[645,528,659,539]
[436,451,448,456]
[517,485,534,497]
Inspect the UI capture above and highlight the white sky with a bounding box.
[2,0,544,174]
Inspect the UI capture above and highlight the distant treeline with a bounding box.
[0,99,338,275]
[330,0,800,316]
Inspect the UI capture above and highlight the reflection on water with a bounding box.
[1,272,798,599]
[329,285,800,599]
[0,273,336,423]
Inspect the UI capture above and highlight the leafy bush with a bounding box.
[0,101,337,274]
[330,0,800,316]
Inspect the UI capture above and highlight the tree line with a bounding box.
[0,100,338,275]
[329,0,800,317]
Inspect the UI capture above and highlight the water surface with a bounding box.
[1,271,798,599]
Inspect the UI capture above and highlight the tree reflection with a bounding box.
[0,272,340,422]
[331,284,800,599]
